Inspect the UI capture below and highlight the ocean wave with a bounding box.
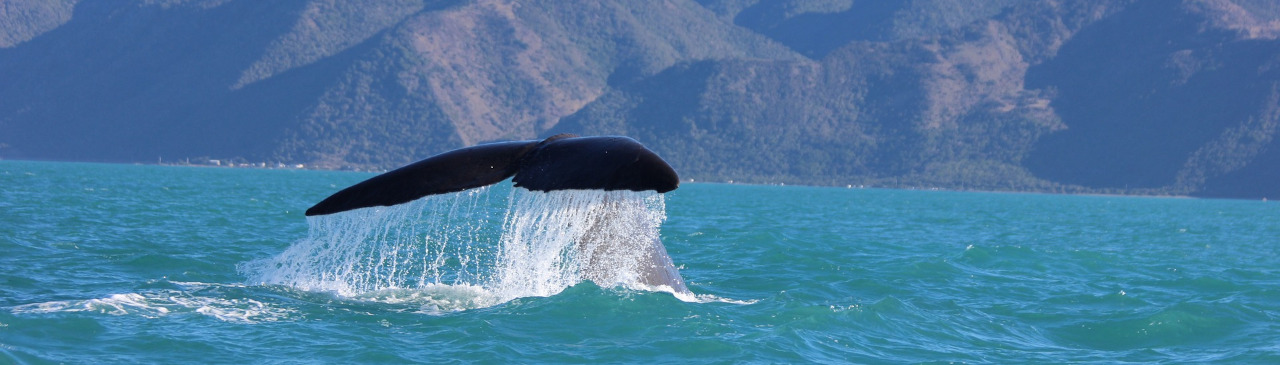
[10,282,292,324]
[345,284,502,315]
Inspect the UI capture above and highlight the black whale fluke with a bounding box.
[305,135,679,216]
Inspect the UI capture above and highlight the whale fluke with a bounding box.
[305,135,679,216]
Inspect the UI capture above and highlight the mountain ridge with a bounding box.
[2,0,1278,198]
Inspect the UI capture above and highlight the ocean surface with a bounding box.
[1,160,1278,364]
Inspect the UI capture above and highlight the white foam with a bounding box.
[349,284,501,315]
[11,284,293,323]
[245,187,695,308]
[688,293,759,305]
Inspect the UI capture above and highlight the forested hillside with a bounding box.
[2,0,1278,198]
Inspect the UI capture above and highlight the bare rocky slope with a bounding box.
[2,0,1278,198]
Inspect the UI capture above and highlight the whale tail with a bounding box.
[305,135,679,216]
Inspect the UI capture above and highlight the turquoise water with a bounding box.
[2,160,1278,363]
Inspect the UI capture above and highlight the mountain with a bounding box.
[1,0,1278,199]
[560,0,1280,197]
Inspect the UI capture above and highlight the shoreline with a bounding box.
[0,158,1260,201]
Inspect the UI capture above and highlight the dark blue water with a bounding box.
[2,160,1278,363]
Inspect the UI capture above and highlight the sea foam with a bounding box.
[11,282,292,323]
[242,187,686,311]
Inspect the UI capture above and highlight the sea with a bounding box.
[1,159,1278,364]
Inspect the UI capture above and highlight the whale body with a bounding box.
[305,134,679,216]
[304,134,690,294]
